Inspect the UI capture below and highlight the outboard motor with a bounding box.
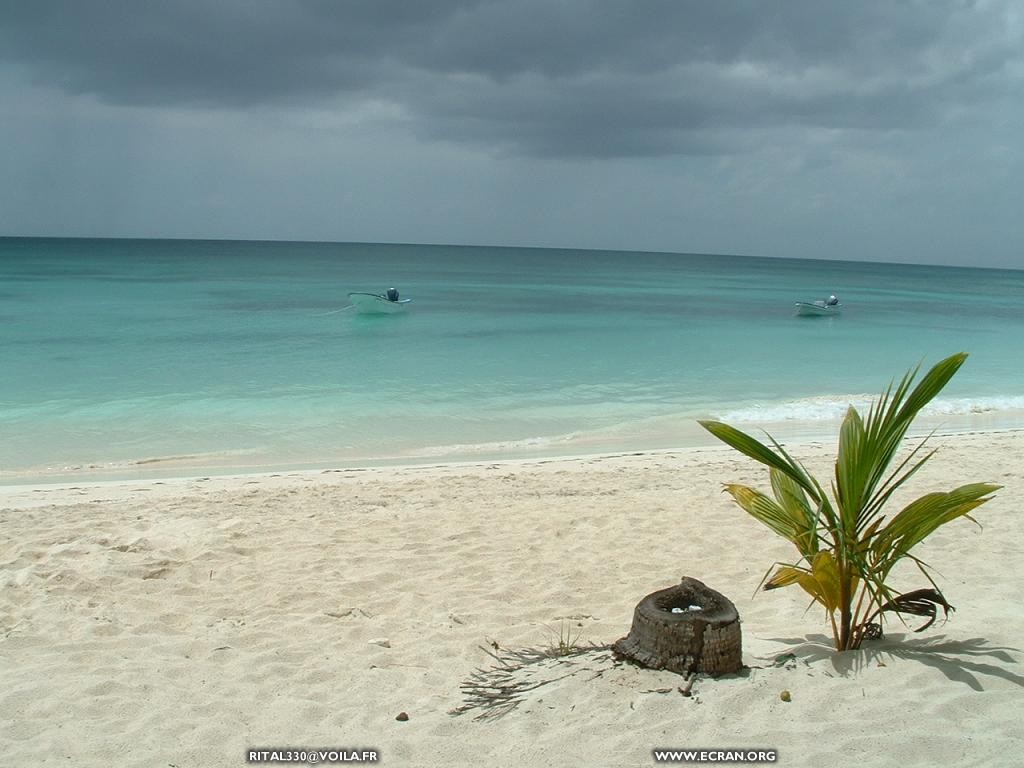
[386,287,399,301]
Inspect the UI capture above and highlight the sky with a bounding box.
[1,1,1022,268]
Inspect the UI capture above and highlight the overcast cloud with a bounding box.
[1,1,1022,266]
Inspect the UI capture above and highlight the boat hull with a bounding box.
[348,293,411,314]
[795,301,840,317]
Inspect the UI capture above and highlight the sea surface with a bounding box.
[2,237,1023,482]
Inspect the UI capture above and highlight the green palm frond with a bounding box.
[698,420,819,500]
[857,442,937,533]
[871,483,999,575]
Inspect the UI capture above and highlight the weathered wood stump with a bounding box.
[613,577,742,676]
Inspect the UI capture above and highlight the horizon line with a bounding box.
[0,233,1017,273]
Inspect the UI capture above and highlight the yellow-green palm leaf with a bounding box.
[765,552,845,613]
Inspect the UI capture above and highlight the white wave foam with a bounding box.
[405,434,576,458]
[715,395,1024,424]
[921,396,1024,415]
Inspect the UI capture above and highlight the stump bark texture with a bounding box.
[613,577,742,676]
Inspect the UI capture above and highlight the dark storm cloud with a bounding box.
[2,0,1020,158]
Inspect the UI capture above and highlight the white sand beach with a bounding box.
[2,430,1022,767]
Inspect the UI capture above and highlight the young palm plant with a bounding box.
[699,352,1000,651]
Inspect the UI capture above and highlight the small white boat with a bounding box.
[348,292,411,315]
[795,297,841,317]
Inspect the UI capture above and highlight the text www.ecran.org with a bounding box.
[652,749,777,763]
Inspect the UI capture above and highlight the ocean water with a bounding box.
[2,237,1023,481]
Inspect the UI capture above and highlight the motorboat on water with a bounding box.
[348,289,411,315]
[795,295,841,317]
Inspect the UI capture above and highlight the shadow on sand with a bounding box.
[761,632,1023,691]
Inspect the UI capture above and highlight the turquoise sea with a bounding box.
[2,237,1023,482]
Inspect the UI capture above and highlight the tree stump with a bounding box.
[613,577,742,676]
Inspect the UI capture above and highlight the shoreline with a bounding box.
[4,410,1022,488]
